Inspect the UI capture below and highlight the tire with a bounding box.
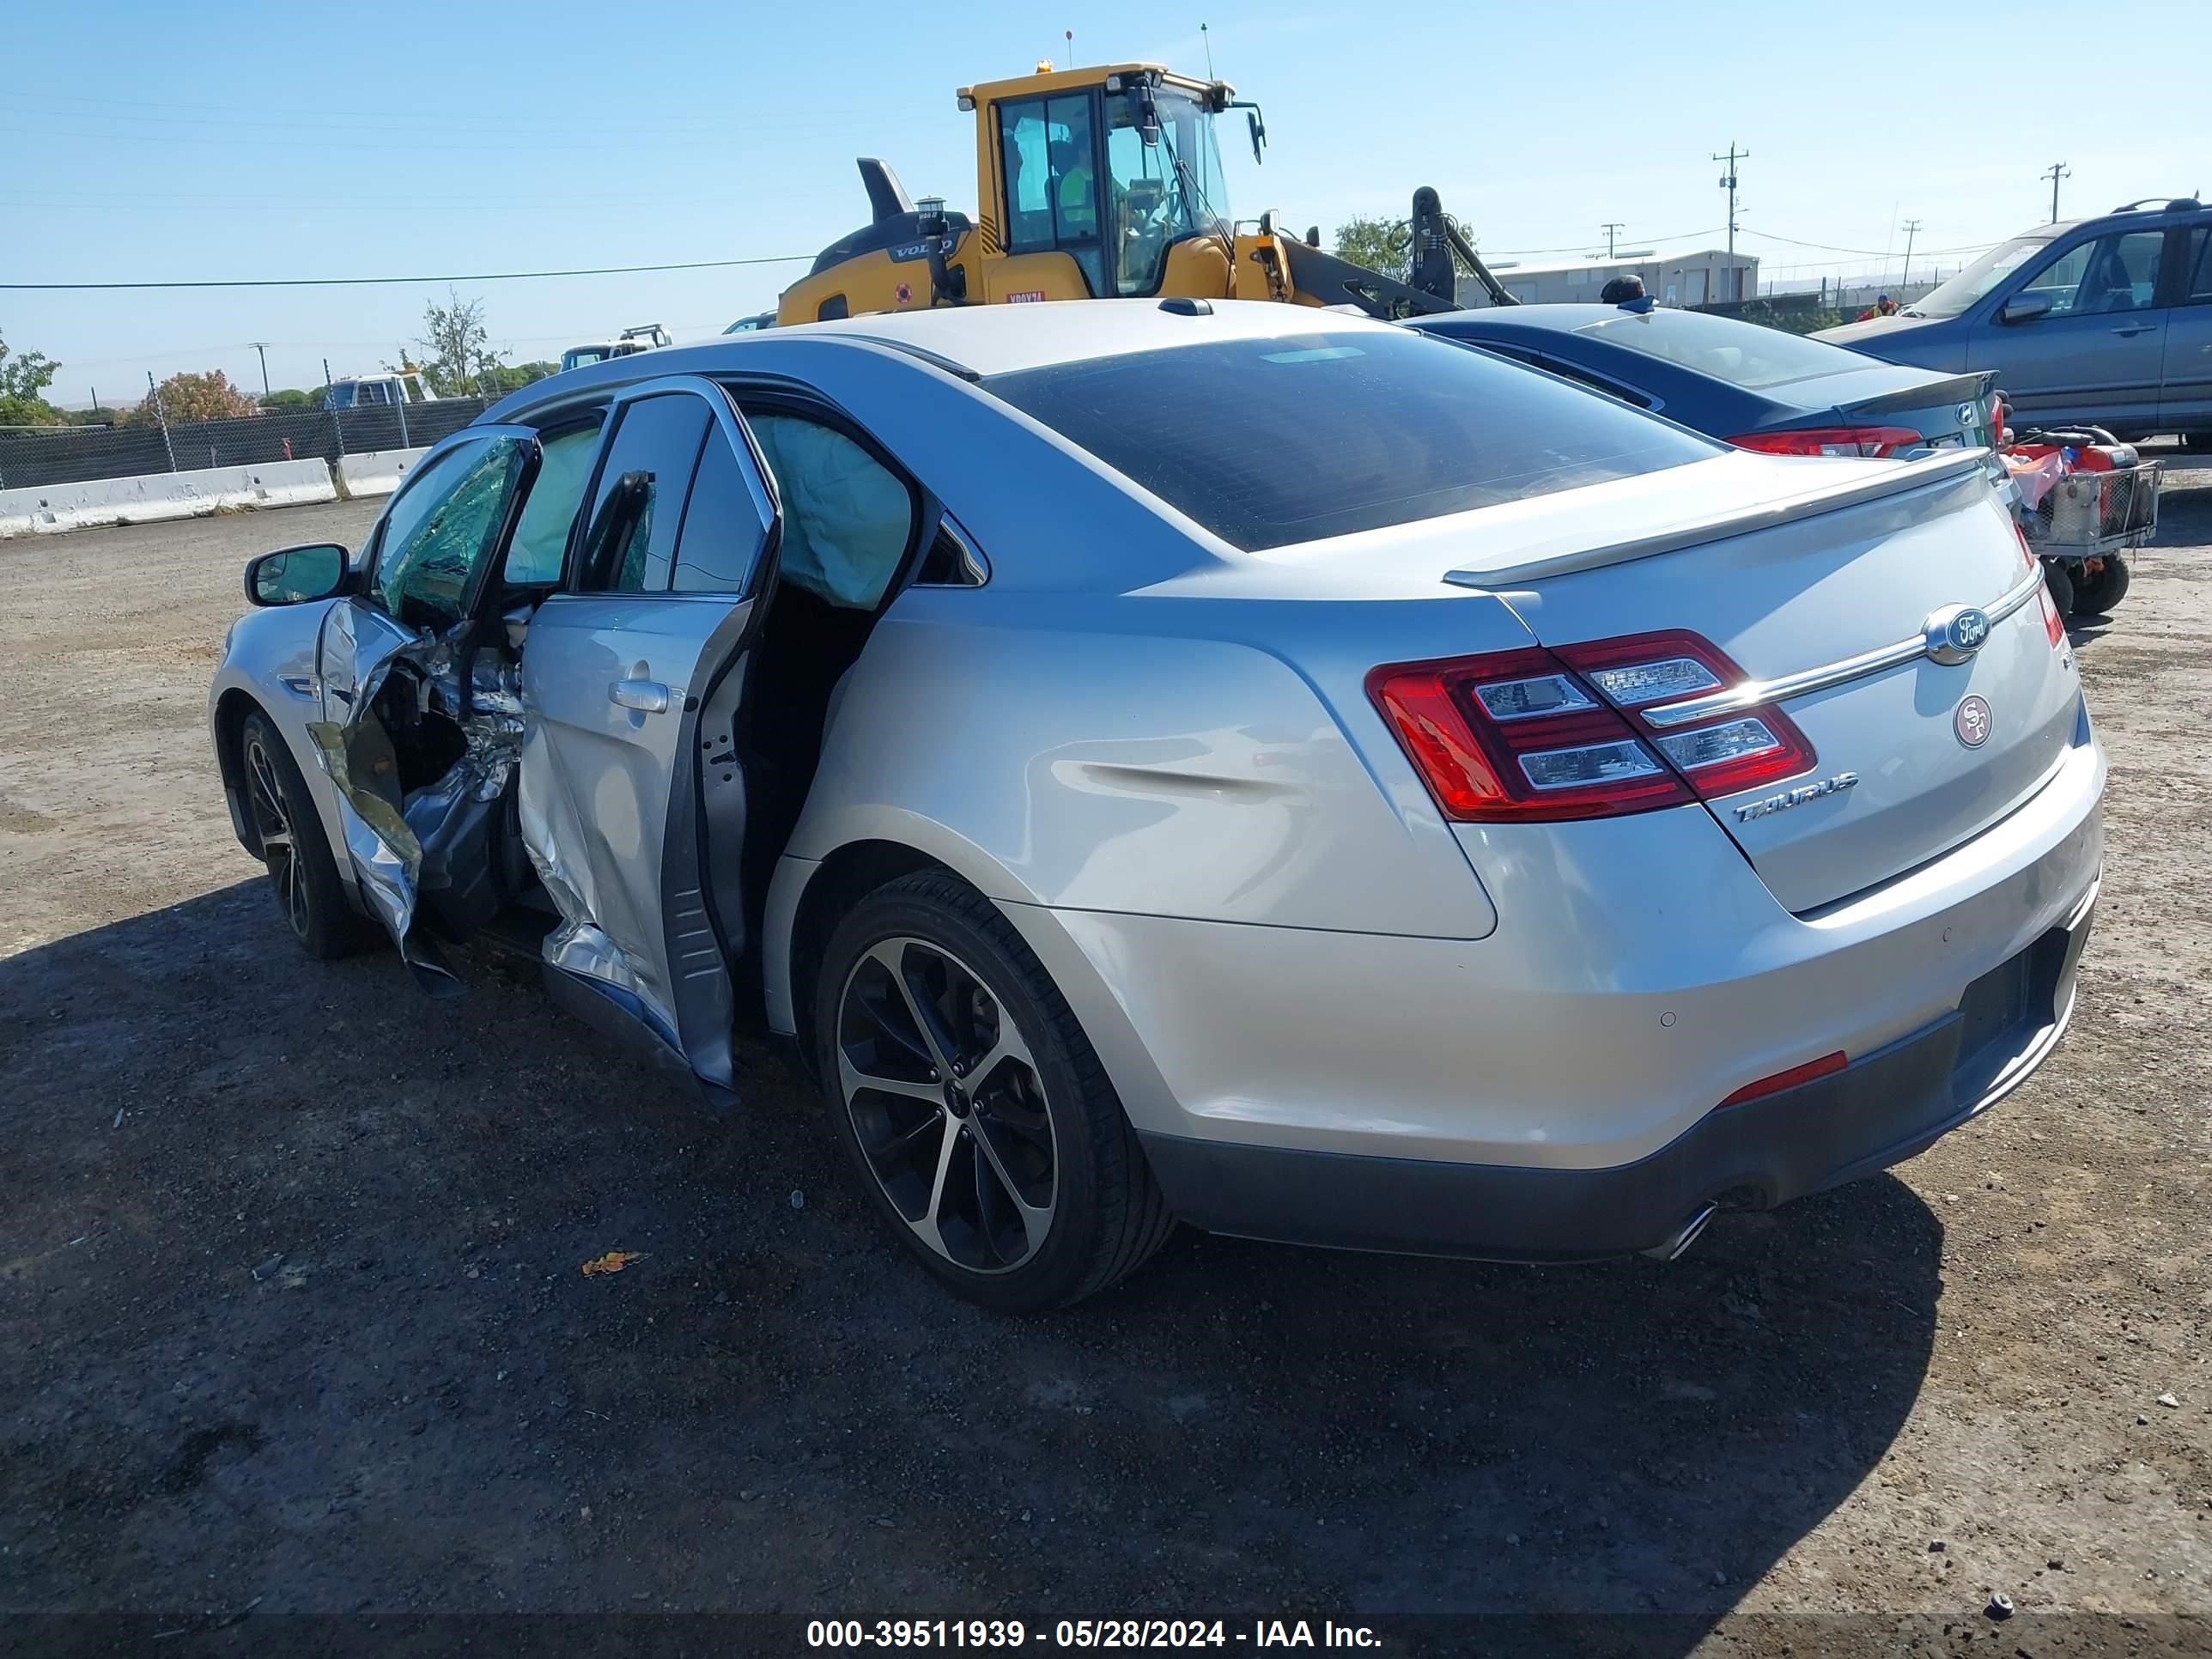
[2069,552,2130,616]
[2041,558,2075,619]
[812,870,1175,1311]
[237,710,378,960]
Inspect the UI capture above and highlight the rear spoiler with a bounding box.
[1442,448,1994,590]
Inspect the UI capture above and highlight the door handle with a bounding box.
[2110,323,2157,336]
[609,678,672,714]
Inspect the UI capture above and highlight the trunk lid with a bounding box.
[1814,366,1996,449]
[1485,455,2079,913]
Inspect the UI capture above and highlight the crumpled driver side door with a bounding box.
[312,427,541,988]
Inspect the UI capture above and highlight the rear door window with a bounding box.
[985,329,1714,551]
[2017,230,2166,316]
[502,416,605,585]
[2185,226,2212,303]
[578,393,713,592]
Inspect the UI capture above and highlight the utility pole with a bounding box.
[2042,161,2070,223]
[1601,222,1624,259]
[1899,219,1923,289]
[1713,145,1747,299]
[324,357,344,459]
[147,371,176,473]
[248,341,271,399]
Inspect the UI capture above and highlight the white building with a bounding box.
[1459,249,1759,309]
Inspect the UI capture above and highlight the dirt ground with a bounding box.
[2,471,2208,1657]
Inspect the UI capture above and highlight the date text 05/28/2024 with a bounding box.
[805,1620,1383,1650]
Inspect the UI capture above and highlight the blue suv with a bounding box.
[1817,197,2210,446]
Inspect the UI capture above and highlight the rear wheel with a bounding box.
[813,871,1174,1311]
[239,710,375,959]
[2041,557,2075,619]
[2070,552,2131,616]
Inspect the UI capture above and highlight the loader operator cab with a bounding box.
[992,69,1239,299]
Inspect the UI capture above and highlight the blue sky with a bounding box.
[9,1,2206,403]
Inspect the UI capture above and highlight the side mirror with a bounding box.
[245,544,349,606]
[2000,292,2053,325]
[1129,85,1160,147]
[1246,109,1267,166]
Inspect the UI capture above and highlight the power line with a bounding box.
[1738,227,1990,258]
[1486,227,1724,255]
[0,253,817,293]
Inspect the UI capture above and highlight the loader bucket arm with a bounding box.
[1409,185,1518,307]
[1278,234,1462,319]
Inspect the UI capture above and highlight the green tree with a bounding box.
[405,289,507,397]
[0,329,64,426]
[1334,211,1491,289]
[485,360,557,395]
[1334,215,1411,283]
[258,387,319,410]
[121,369,261,425]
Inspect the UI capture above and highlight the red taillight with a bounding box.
[2015,521,2065,646]
[1729,425,1924,459]
[1718,1050,1847,1107]
[1368,631,1816,823]
[1367,647,1692,822]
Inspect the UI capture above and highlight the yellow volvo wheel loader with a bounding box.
[774,61,1516,326]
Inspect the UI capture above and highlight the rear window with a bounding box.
[983,330,1714,551]
[1572,308,1862,390]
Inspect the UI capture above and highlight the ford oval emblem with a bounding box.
[1954,695,1993,748]
[1948,607,1991,655]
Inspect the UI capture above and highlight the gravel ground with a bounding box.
[2,474,2208,1656]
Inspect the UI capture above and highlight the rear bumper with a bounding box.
[1139,882,2094,1261]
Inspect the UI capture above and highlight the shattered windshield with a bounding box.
[370,437,532,632]
[1106,88,1230,296]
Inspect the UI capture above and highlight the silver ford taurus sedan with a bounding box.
[210,300,2102,1310]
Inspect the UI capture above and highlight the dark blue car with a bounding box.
[1411,303,1999,458]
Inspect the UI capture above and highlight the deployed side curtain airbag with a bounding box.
[747,414,910,611]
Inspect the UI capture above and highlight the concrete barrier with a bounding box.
[336,447,429,501]
[0,459,337,538]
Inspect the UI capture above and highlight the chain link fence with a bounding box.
[0,397,496,492]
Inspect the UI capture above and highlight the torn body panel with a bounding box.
[309,600,528,990]
[515,590,765,1102]
[514,717,682,1050]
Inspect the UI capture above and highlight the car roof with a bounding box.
[574,300,1390,386]
[801,298,1405,378]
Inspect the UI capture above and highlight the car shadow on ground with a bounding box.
[1,882,1942,1649]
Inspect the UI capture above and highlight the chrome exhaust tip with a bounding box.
[1641,1203,1718,1262]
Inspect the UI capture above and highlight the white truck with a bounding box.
[559,324,672,374]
